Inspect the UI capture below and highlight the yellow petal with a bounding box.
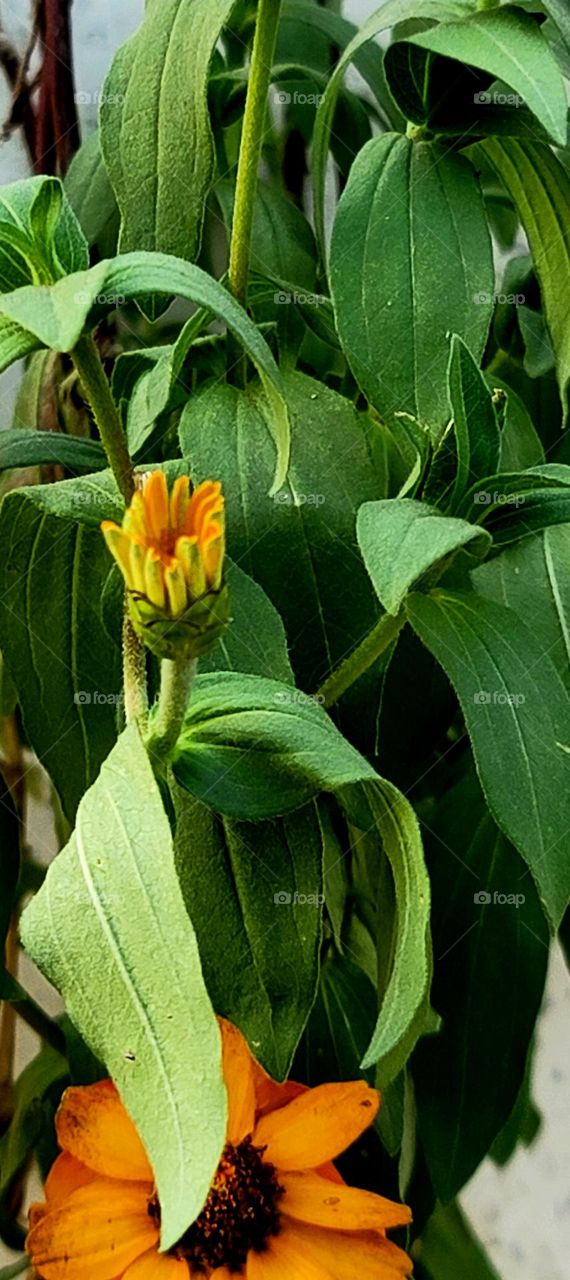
[143,471,169,541]
[123,1249,189,1278]
[44,1153,96,1205]
[144,549,166,609]
[124,492,148,539]
[56,1081,153,1182]
[129,540,148,596]
[284,1221,413,1278]
[220,1018,256,1145]
[253,1081,379,1171]
[101,525,135,589]
[164,562,188,617]
[246,1234,329,1279]
[26,1176,157,1280]
[281,1171,411,1233]
[169,477,190,534]
[176,536,206,599]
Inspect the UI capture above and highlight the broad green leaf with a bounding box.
[493,376,543,471]
[490,1050,542,1167]
[446,336,501,510]
[473,528,570,688]
[0,430,106,473]
[0,489,121,819]
[390,5,567,146]
[281,0,398,129]
[0,176,88,291]
[100,0,236,261]
[215,180,317,292]
[413,772,549,1200]
[414,1201,501,1280]
[543,0,570,52]
[65,131,119,250]
[180,371,382,697]
[294,952,377,1084]
[0,1045,67,1199]
[172,672,377,819]
[478,138,570,417]
[0,320,41,375]
[21,723,226,1251]
[330,135,494,434]
[353,781,432,1079]
[407,588,570,928]
[0,253,290,491]
[200,559,294,684]
[357,498,491,615]
[311,0,474,256]
[172,785,323,1079]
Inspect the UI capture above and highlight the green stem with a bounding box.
[228,0,282,309]
[72,334,134,504]
[147,656,198,763]
[123,610,149,729]
[317,609,407,709]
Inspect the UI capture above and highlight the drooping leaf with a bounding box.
[357,499,491,616]
[478,138,570,418]
[445,336,501,511]
[0,490,121,819]
[21,723,227,1251]
[0,253,290,492]
[329,135,494,434]
[413,771,549,1201]
[0,430,106,473]
[407,588,570,928]
[0,175,88,292]
[172,784,323,1079]
[100,0,236,262]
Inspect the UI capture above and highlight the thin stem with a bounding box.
[122,610,148,730]
[228,0,282,308]
[147,656,198,763]
[317,609,406,709]
[72,334,134,504]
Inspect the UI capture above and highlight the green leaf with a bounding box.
[64,131,119,250]
[445,336,501,511]
[172,785,323,1079]
[172,672,377,820]
[357,498,491,616]
[0,1259,29,1279]
[311,0,474,256]
[0,430,106,473]
[100,0,236,262]
[413,771,549,1201]
[494,377,543,471]
[353,781,432,1079]
[180,370,382,693]
[201,560,293,684]
[329,135,494,433]
[391,5,567,145]
[407,588,570,928]
[294,952,377,1084]
[0,253,290,492]
[415,1201,501,1280]
[0,320,41,375]
[0,1045,68,1199]
[478,138,570,418]
[473,527,570,688]
[21,723,226,1251]
[0,489,121,819]
[0,175,88,291]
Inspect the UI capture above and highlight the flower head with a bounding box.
[102,471,229,660]
[27,1020,412,1279]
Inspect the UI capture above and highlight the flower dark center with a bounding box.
[148,1137,284,1273]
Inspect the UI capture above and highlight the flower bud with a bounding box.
[101,471,229,660]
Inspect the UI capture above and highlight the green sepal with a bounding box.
[129,583,231,661]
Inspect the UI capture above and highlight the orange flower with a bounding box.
[27,1021,412,1279]
[101,471,229,659]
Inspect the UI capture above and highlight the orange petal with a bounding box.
[26,1176,157,1280]
[281,1171,411,1233]
[123,1249,189,1277]
[246,1234,330,1279]
[169,476,191,533]
[220,1019,256,1145]
[315,1163,344,1186]
[252,1063,307,1117]
[56,1081,153,1181]
[253,1082,379,1171]
[284,1221,413,1278]
[45,1152,97,1205]
[143,471,169,541]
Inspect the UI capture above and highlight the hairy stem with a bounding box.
[147,656,198,763]
[317,609,407,709]
[122,611,149,730]
[228,0,282,308]
[72,334,134,504]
